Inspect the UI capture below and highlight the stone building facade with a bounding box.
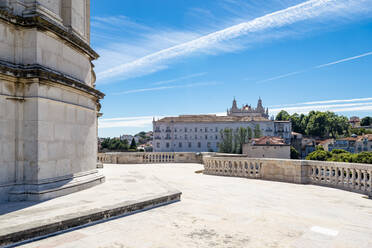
[0,0,104,202]
[242,136,290,159]
[153,99,291,152]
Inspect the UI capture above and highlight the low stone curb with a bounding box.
[0,191,181,247]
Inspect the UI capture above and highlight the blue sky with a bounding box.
[91,0,372,137]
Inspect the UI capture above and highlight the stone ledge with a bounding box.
[0,60,105,99]
[0,191,181,247]
[8,170,105,202]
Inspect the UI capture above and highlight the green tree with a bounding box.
[305,111,330,137]
[353,152,372,164]
[275,110,290,121]
[130,138,137,150]
[306,150,331,161]
[306,149,372,164]
[361,116,372,126]
[289,113,302,133]
[234,127,247,154]
[247,126,253,141]
[328,113,350,138]
[219,128,233,153]
[315,145,324,151]
[290,146,300,159]
[253,124,261,138]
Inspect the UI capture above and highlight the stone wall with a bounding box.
[0,0,104,202]
[203,156,372,198]
[242,144,290,159]
[98,152,203,164]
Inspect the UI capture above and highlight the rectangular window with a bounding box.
[207,142,211,148]
[198,142,201,148]
[205,135,208,140]
[215,135,218,140]
[166,143,169,148]
[185,135,187,140]
[184,128,187,132]
[195,128,197,132]
[188,142,192,148]
[205,127,208,132]
[179,142,182,148]
[157,143,160,148]
[175,135,177,139]
[195,135,197,139]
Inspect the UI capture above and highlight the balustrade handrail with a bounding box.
[202,156,372,198]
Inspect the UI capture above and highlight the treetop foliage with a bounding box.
[306,149,372,164]
[276,110,350,138]
[361,116,372,127]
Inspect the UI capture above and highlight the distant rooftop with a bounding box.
[251,136,287,146]
[155,114,277,123]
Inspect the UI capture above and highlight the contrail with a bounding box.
[97,0,371,81]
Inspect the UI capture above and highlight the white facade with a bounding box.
[153,99,291,152]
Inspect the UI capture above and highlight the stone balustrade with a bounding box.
[308,161,372,197]
[143,153,175,163]
[203,156,372,198]
[97,152,201,164]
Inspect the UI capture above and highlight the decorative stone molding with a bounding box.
[0,7,98,60]
[0,59,104,99]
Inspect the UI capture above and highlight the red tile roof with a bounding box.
[251,136,287,145]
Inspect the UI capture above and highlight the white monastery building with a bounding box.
[153,98,292,152]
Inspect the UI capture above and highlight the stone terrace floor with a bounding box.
[20,163,372,248]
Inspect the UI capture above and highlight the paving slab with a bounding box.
[17,163,372,248]
[0,165,181,247]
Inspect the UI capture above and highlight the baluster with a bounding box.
[362,170,367,192]
[351,168,356,190]
[339,168,344,187]
[356,169,361,190]
[311,166,316,181]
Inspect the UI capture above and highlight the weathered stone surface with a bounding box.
[0,165,181,246]
[16,163,372,248]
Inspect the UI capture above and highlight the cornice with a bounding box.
[0,60,104,99]
[0,8,99,60]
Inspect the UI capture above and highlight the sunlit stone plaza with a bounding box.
[13,163,372,248]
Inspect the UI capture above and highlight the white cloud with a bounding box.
[96,0,372,82]
[255,70,306,84]
[112,82,220,95]
[254,51,372,84]
[153,72,207,85]
[270,98,372,115]
[270,102,372,113]
[269,97,372,107]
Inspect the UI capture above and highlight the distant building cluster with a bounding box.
[120,135,139,144]
[153,98,292,152]
[322,134,372,153]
